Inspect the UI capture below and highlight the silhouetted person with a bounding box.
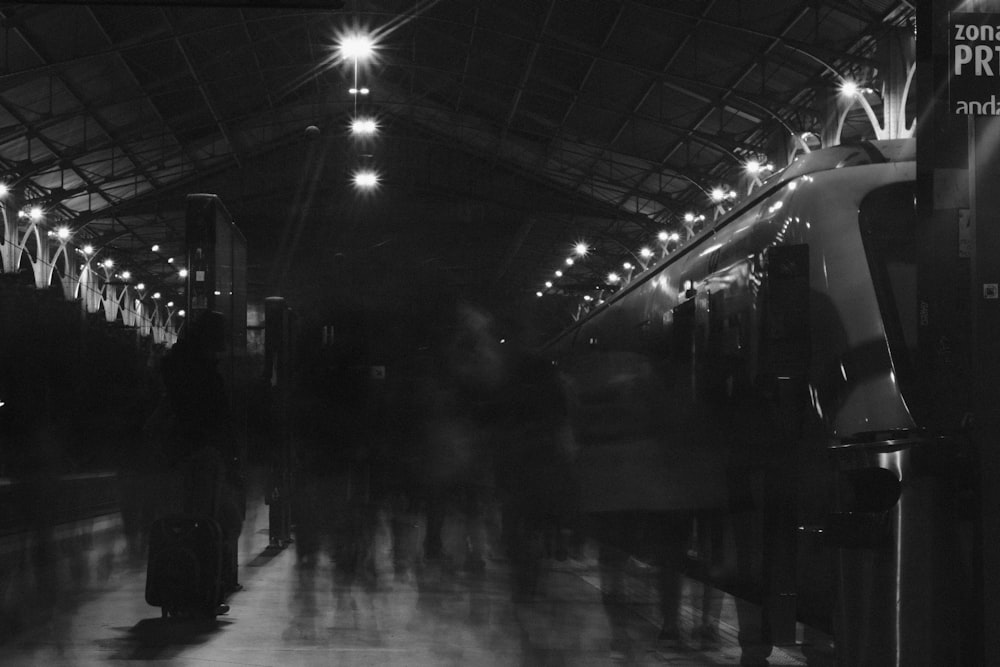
[160,310,243,604]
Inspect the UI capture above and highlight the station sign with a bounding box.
[950,13,1000,115]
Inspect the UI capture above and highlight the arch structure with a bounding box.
[2,200,179,347]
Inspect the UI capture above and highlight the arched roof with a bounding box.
[0,0,915,338]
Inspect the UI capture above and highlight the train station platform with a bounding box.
[0,481,828,666]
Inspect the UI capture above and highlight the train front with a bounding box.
[799,140,979,666]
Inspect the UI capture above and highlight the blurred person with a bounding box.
[490,349,579,601]
[416,302,504,571]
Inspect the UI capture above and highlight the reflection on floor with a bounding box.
[0,493,825,666]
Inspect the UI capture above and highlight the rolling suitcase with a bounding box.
[145,513,224,618]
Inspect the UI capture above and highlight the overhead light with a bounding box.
[339,34,375,62]
[574,242,589,257]
[353,170,379,189]
[351,117,378,136]
[349,87,370,95]
[840,80,859,97]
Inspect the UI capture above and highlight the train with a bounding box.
[541,137,979,665]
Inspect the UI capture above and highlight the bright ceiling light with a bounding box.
[28,206,43,221]
[339,34,375,62]
[56,226,71,240]
[351,117,378,136]
[840,80,859,97]
[574,242,589,257]
[353,170,379,189]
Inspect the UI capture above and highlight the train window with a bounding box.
[858,182,917,383]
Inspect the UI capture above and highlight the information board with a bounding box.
[950,12,1000,115]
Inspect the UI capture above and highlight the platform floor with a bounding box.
[0,492,823,666]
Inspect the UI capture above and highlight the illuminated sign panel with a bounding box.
[951,13,1000,115]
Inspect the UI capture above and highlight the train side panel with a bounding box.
[551,145,917,516]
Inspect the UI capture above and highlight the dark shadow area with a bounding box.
[245,545,285,568]
[103,616,232,662]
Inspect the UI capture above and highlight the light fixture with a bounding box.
[151,244,160,252]
[349,87,370,95]
[56,226,71,240]
[565,257,574,266]
[351,117,378,136]
[574,242,589,257]
[339,34,375,62]
[640,247,653,259]
[353,169,379,189]
[179,268,189,278]
[840,80,859,98]
[0,183,8,198]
